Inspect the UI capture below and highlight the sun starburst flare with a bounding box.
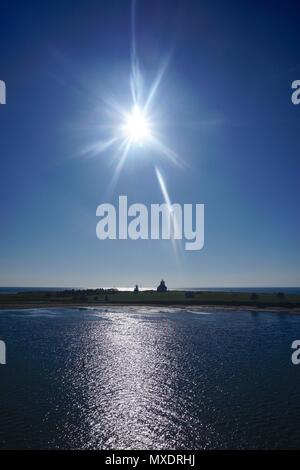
[81,72,183,176]
[122,105,152,143]
[80,0,183,177]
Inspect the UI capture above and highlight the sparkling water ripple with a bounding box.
[0,307,300,449]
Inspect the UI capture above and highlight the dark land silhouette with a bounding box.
[0,287,300,312]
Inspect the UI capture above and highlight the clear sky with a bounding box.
[0,0,299,288]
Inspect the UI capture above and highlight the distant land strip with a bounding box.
[0,289,300,313]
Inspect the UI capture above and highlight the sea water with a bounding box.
[0,306,300,449]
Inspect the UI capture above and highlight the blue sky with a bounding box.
[0,0,299,288]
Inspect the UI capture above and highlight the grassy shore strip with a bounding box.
[0,289,300,313]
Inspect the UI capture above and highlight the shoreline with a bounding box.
[1,288,299,314]
[0,301,300,314]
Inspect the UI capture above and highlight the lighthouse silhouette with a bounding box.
[157,280,167,292]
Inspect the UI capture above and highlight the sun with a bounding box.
[123,105,151,143]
